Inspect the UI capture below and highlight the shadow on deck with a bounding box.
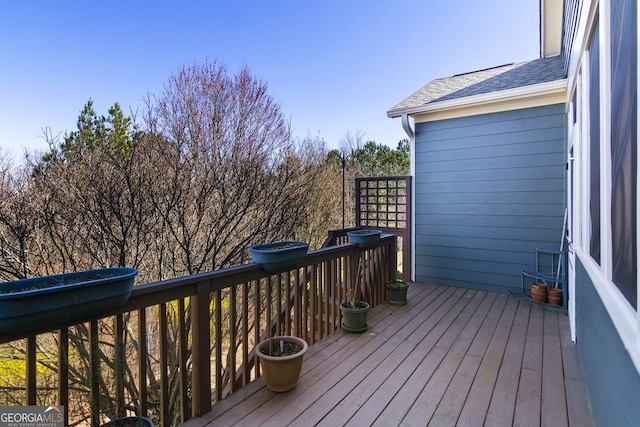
[183,283,592,426]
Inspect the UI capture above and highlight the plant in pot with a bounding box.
[340,288,370,333]
[255,335,309,392]
[340,257,370,333]
[386,279,409,305]
[249,241,310,273]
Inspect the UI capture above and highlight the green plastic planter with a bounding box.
[249,241,309,273]
[386,280,409,305]
[340,301,370,333]
[347,229,381,249]
[0,267,138,336]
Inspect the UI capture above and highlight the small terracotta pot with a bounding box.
[255,336,308,392]
[531,282,548,303]
[548,288,563,306]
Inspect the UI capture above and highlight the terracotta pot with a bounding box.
[531,282,548,303]
[256,336,308,392]
[548,288,563,306]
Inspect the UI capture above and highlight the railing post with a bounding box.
[191,281,211,417]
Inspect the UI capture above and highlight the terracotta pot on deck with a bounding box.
[548,288,563,306]
[256,336,308,392]
[531,282,548,303]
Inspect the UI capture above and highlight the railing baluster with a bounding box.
[178,298,187,422]
[276,274,282,336]
[159,303,169,427]
[215,290,222,402]
[266,277,272,339]
[229,285,237,393]
[323,261,330,337]
[310,264,317,343]
[254,279,260,379]
[26,336,36,405]
[285,271,292,336]
[303,267,309,342]
[137,308,147,417]
[242,282,249,386]
[115,314,125,418]
[294,269,302,338]
[89,320,100,426]
[58,328,69,427]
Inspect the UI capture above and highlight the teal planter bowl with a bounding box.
[0,267,138,336]
[347,229,381,249]
[249,241,309,273]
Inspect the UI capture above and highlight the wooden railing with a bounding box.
[0,234,396,426]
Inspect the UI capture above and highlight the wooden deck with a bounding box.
[182,283,593,426]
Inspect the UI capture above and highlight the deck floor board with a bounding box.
[181,283,592,427]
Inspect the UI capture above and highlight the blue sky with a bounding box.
[0,0,539,158]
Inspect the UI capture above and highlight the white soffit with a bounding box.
[542,0,564,57]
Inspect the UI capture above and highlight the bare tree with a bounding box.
[0,60,356,426]
[146,60,308,274]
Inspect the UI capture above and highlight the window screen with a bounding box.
[610,0,637,309]
[589,23,601,264]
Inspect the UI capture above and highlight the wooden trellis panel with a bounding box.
[356,176,412,281]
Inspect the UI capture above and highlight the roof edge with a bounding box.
[387,78,567,119]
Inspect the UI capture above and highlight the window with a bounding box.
[610,0,637,309]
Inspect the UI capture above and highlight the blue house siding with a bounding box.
[414,104,566,293]
[575,259,640,426]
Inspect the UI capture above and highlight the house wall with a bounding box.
[575,258,640,426]
[413,104,566,293]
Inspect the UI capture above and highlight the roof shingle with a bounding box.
[388,56,566,115]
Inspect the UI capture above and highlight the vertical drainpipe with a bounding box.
[401,114,416,281]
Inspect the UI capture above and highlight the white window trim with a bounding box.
[575,0,640,373]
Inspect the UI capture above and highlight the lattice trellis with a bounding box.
[355,176,412,281]
[356,177,409,229]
